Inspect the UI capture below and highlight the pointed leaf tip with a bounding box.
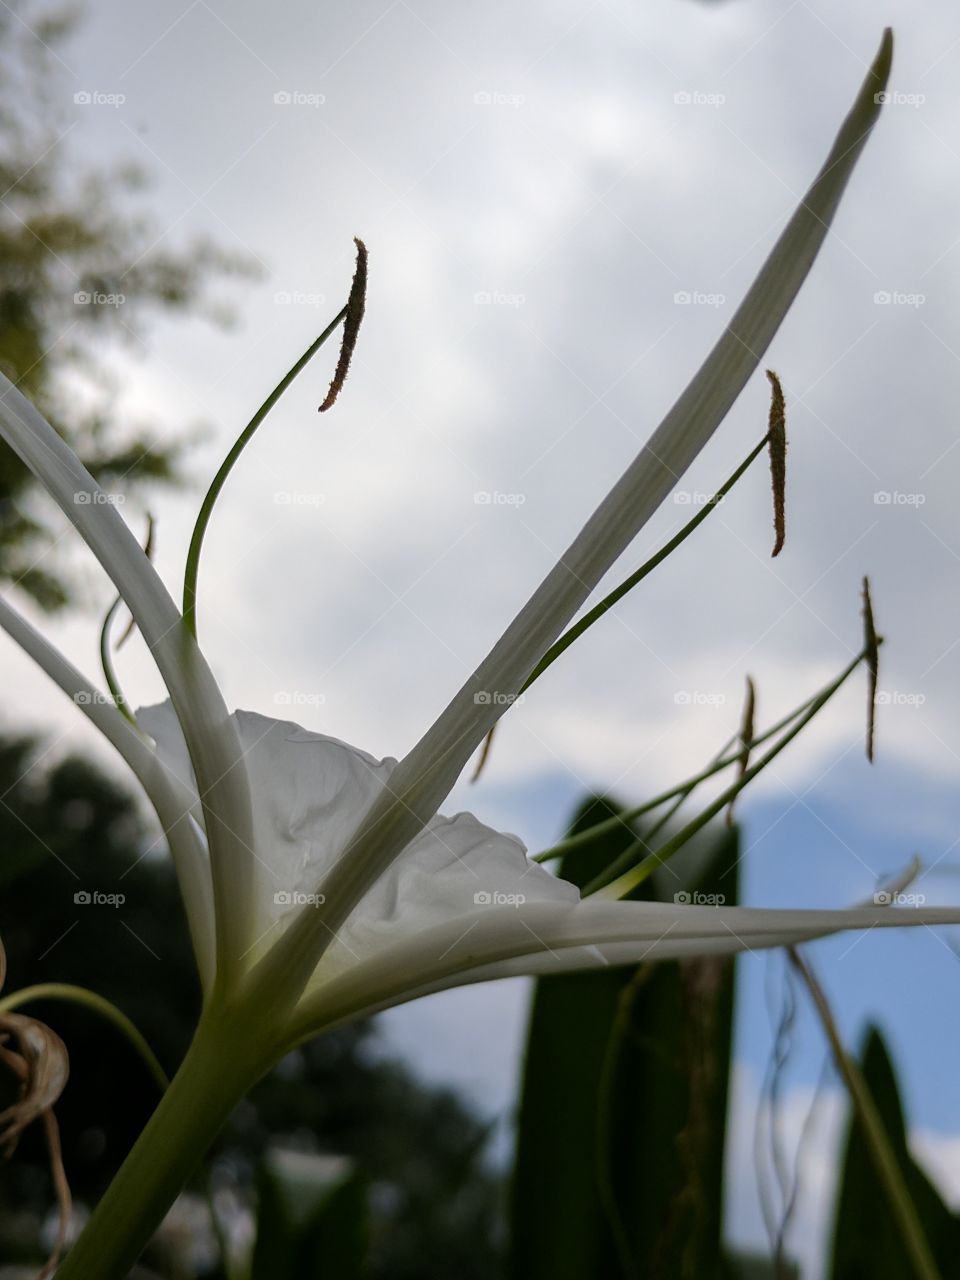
[765,370,787,557]
[862,576,879,762]
[319,236,368,413]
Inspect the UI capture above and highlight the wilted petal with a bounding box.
[0,1013,69,1153]
[0,983,72,1279]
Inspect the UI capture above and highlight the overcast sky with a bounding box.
[5,0,960,1272]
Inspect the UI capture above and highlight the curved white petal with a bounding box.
[116,707,960,1049]
[0,595,216,988]
[266,33,896,986]
[139,706,572,971]
[0,374,256,974]
[292,896,960,1035]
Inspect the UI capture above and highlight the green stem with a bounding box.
[535,689,818,864]
[182,307,346,638]
[0,983,168,1091]
[789,949,942,1280]
[56,1006,268,1280]
[580,736,735,897]
[99,596,137,727]
[521,435,768,693]
[594,647,869,899]
[471,437,768,782]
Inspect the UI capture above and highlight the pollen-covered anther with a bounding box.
[319,236,368,412]
[765,369,787,557]
[861,576,880,762]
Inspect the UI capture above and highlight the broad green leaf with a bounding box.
[829,1027,960,1280]
[508,796,739,1280]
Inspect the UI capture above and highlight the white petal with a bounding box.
[142,710,571,968]
[0,374,256,973]
[268,34,896,975]
[0,596,216,988]
[292,894,960,1033]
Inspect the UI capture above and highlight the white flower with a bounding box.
[133,697,960,1049]
[4,32,958,1278]
[0,28,954,1054]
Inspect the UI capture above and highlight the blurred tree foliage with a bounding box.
[0,1,257,611]
[0,737,504,1277]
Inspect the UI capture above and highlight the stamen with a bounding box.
[115,513,155,650]
[470,722,497,783]
[766,370,787,557]
[862,576,880,762]
[100,516,155,726]
[727,674,756,826]
[319,237,368,412]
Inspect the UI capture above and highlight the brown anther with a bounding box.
[319,236,368,412]
[766,370,787,557]
[862,576,880,762]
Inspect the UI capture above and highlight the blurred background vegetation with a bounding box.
[0,1,255,613]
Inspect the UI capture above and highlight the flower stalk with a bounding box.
[54,999,272,1280]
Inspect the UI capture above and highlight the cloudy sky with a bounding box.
[5,0,960,1272]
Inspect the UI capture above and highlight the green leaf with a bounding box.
[508,797,739,1280]
[829,1027,960,1280]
